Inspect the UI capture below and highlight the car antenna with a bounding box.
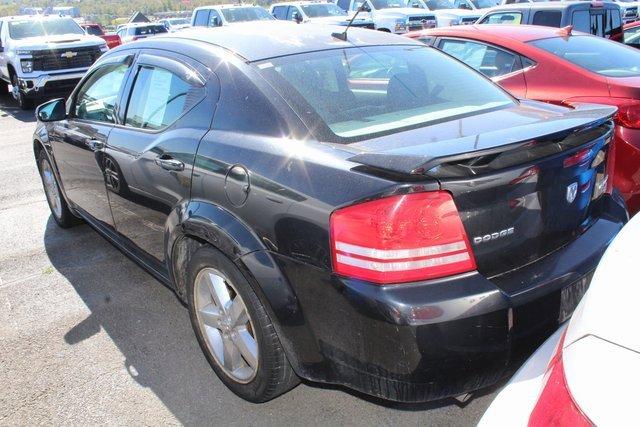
[332,4,365,41]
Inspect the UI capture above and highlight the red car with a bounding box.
[612,20,640,49]
[81,24,122,50]
[408,25,640,215]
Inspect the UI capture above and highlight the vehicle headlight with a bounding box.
[395,18,407,32]
[15,49,33,56]
[21,60,33,73]
[99,43,108,52]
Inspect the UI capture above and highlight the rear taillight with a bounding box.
[528,331,592,427]
[614,100,640,129]
[329,191,476,284]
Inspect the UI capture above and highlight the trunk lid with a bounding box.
[347,101,616,278]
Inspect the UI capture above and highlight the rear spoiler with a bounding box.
[346,103,616,176]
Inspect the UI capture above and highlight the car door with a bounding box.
[437,37,528,98]
[50,55,133,227]
[105,51,215,262]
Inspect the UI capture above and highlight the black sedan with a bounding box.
[33,21,627,403]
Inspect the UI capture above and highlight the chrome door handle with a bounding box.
[155,156,185,171]
[86,139,105,151]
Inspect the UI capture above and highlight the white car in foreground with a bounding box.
[479,212,637,426]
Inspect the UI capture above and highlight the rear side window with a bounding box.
[272,6,288,19]
[134,25,167,36]
[572,9,621,37]
[530,35,640,77]
[480,12,522,24]
[193,9,210,26]
[125,66,200,130]
[532,10,562,27]
[439,39,521,78]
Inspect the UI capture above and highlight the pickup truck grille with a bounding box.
[407,15,437,30]
[32,46,102,72]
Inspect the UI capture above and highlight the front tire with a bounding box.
[186,246,299,402]
[37,150,80,228]
[11,73,33,110]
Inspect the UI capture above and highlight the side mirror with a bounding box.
[36,98,66,122]
[294,12,303,23]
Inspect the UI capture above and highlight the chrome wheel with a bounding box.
[40,158,62,219]
[104,157,121,193]
[194,268,259,383]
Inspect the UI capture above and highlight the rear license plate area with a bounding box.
[559,272,593,323]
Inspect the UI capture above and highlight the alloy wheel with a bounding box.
[194,268,259,383]
[40,158,62,220]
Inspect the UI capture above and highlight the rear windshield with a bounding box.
[530,35,640,77]
[132,25,168,35]
[258,45,514,142]
[220,7,274,23]
[300,4,347,17]
[9,18,85,39]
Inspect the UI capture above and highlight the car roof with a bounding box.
[413,24,589,42]
[168,21,419,62]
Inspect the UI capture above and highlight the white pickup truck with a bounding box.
[0,15,107,109]
[335,0,481,32]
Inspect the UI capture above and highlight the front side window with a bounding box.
[370,0,405,9]
[439,39,521,78]
[425,0,456,10]
[530,35,640,77]
[480,12,523,24]
[220,7,274,23]
[258,45,514,142]
[125,66,196,130]
[209,10,222,26]
[74,63,129,123]
[9,18,84,40]
[272,6,289,19]
[532,10,562,27]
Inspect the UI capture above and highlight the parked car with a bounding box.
[81,23,122,49]
[612,19,640,47]
[477,1,623,38]
[498,0,639,23]
[415,0,484,24]
[191,5,275,27]
[335,0,438,32]
[408,24,640,214]
[158,17,191,32]
[0,15,107,109]
[270,1,375,28]
[479,211,639,426]
[115,23,168,44]
[33,21,627,403]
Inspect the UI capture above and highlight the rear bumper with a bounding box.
[257,193,627,402]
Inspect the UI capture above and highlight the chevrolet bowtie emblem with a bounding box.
[61,51,77,59]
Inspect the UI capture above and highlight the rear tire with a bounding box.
[186,246,299,402]
[37,150,81,228]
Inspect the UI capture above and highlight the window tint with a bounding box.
[125,66,195,130]
[530,35,640,77]
[286,6,300,20]
[572,10,590,33]
[258,46,514,142]
[133,25,167,35]
[481,12,522,24]
[532,10,562,27]
[193,10,210,26]
[84,25,103,36]
[337,0,351,11]
[572,9,622,37]
[209,10,222,26]
[272,6,288,19]
[417,36,434,45]
[440,39,520,78]
[74,63,129,123]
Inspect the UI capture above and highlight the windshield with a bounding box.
[370,0,405,9]
[300,4,347,17]
[530,35,640,78]
[221,7,274,22]
[132,25,168,35]
[425,0,455,9]
[258,45,514,142]
[9,18,84,40]
[169,18,189,25]
[471,0,498,7]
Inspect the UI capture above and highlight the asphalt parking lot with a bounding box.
[0,92,498,426]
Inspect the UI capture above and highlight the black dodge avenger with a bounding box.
[33,22,627,403]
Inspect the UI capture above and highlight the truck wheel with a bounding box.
[11,74,33,110]
[37,150,81,228]
[186,246,300,402]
